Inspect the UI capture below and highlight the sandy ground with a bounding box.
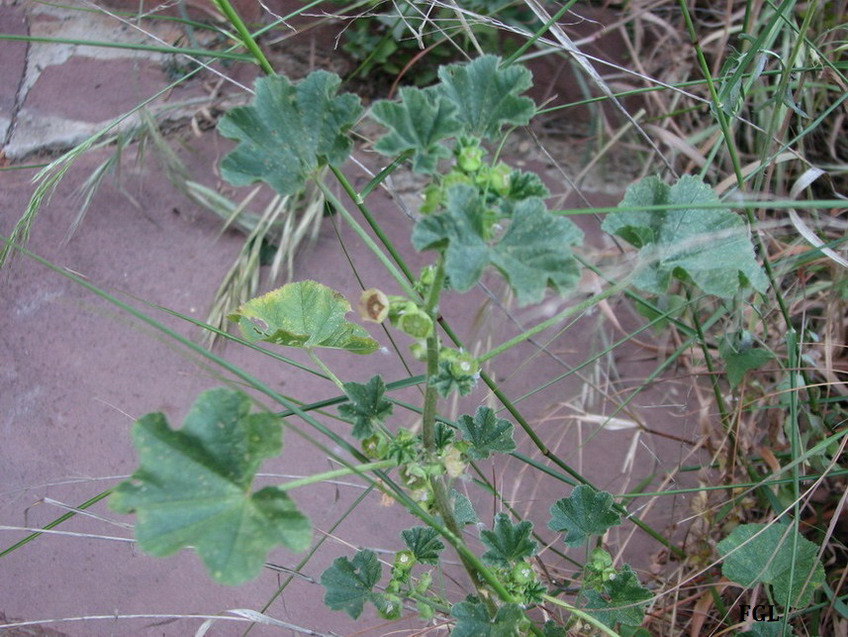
[1,2,703,635]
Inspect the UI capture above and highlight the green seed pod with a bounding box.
[400,463,429,491]
[361,434,387,459]
[409,341,427,361]
[457,144,485,173]
[417,601,435,621]
[511,561,535,584]
[377,593,402,620]
[415,571,432,593]
[420,183,443,215]
[394,549,416,574]
[397,310,434,340]
[449,351,479,377]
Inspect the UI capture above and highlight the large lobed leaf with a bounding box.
[218,71,362,196]
[228,280,379,354]
[412,185,583,306]
[717,523,824,607]
[602,175,768,298]
[110,389,311,585]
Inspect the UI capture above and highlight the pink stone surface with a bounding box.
[0,4,27,144]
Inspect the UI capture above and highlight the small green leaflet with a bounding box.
[228,280,379,354]
[452,489,479,526]
[436,55,535,138]
[602,175,768,298]
[338,375,393,439]
[321,549,382,619]
[110,389,311,585]
[451,599,527,637]
[371,86,462,173]
[434,421,456,450]
[549,485,622,547]
[412,184,583,306]
[455,406,516,460]
[582,564,652,628]
[402,526,445,565]
[739,624,786,637]
[717,523,825,607]
[430,359,479,397]
[218,71,362,196]
[481,513,537,567]
[719,333,774,388]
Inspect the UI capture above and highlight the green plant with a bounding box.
[103,53,827,634]
[336,0,545,85]
[3,0,846,634]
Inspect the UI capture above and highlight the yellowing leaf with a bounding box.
[228,281,379,354]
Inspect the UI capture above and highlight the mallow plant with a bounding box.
[99,50,827,635]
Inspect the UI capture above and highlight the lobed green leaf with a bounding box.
[582,564,652,628]
[401,526,445,565]
[321,549,382,619]
[549,485,622,547]
[110,389,311,585]
[339,375,393,439]
[717,523,825,607]
[480,513,537,567]
[436,55,535,138]
[412,185,583,306]
[371,87,462,173]
[451,599,527,637]
[602,175,768,298]
[218,71,362,196]
[455,406,516,460]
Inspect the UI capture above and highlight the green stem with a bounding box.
[212,0,275,74]
[358,151,412,200]
[306,349,345,391]
[417,258,503,611]
[503,0,579,66]
[542,595,622,636]
[421,258,446,452]
[677,0,746,187]
[278,460,396,491]
[328,165,419,289]
[0,489,112,557]
[478,277,631,363]
[0,34,253,61]
[316,180,418,299]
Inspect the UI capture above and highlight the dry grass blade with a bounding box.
[191,175,325,348]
